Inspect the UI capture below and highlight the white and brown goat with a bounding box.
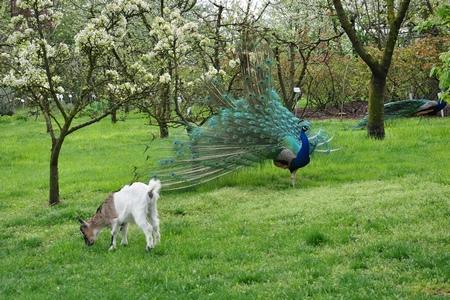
[78,179,161,251]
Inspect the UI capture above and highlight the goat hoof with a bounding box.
[121,242,128,246]
[108,246,116,251]
[145,245,153,252]
[154,235,161,244]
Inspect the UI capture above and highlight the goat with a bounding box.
[78,179,161,251]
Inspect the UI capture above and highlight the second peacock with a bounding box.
[150,56,334,190]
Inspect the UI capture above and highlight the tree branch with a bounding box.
[381,0,411,73]
[31,89,56,142]
[33,4,68,121]
[332,0,382,75]
[274,46,287,103]
[66,110,111,135]
[386,0,395,26]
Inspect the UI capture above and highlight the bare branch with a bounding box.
[381,0,411,73]
[66,110,111,135]
[253,1,270,24]
[332,0,382,75]
[273,46,287,102]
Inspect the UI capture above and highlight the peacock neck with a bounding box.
[435,101,447,112]
[289,130,310,172]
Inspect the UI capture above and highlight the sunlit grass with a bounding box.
[0,113,449,299]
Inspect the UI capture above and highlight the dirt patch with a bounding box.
[295,101,367,120]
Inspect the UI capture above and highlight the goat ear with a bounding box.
[77,217,87,226]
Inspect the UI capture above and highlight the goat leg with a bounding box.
[108,220,119,251]
[120,223,129,246]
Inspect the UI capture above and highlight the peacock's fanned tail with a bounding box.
[149,59,333,190]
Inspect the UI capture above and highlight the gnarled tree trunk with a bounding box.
[368,75,386,139]
[332,0,411,140]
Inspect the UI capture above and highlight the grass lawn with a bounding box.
[0,113,449,299]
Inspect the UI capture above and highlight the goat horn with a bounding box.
[77,217,87,225]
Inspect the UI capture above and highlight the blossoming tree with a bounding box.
[137,3,205,137]
[0,0,151,205]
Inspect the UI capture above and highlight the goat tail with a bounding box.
[148,178,162,199]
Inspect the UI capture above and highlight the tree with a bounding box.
[191,0,268,121]
[137,1,203,137]
[332,0,411,139]
[422,4,450,101]
[1,0,150,205]
[267,0,342,111]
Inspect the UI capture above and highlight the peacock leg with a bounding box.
[290,171,297,187]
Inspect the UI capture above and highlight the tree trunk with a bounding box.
[49,138,64,205]
[157,120,169,138]
[368,74,386,139]
[332,0,411,140]
[111,109,117,123]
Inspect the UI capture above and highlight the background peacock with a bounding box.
[354,99,447,129]
[149,54,333,190]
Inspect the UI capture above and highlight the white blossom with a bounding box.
[142,52,157,61]
[51,75,61,84]
[105,70,120,80]
[142,73,154,84]
[130,62,146,74]
[204,65,218,79]
[199,38,211,47]
[159,73,171,83]
[181,22,198,33]
[228,59,239,68]
[169,8,181,20]
[11,15,25,27]
[24,28,34,37]
[74,0,150,54]
[153,16,165,26]
[38,14,48,22]
[75,24,115,53]
[163,7,171,15]
[44,42,56,58]
[17,0,53,10]
[56,43,70,58]
[7,31,25,44]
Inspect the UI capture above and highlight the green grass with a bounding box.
[0,113,449,299]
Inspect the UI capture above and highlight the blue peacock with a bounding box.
[354,99,447,129]
[149,57,333,190]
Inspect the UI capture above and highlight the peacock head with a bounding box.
[298,119,311,132]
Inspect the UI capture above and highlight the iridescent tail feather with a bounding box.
[144,55,335,190]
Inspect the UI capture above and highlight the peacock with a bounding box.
[354,99,447,129]
[148,57,334,190]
